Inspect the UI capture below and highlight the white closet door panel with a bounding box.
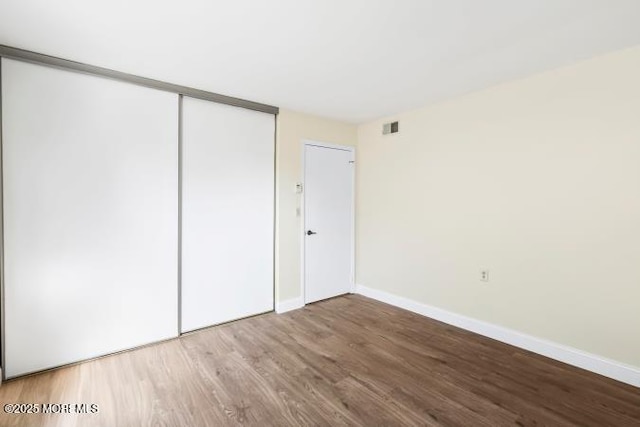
[2,59,179,378]
[181,97,274,332]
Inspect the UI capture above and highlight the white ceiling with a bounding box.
[1,0,640,123]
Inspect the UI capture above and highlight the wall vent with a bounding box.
[382,121,399,135]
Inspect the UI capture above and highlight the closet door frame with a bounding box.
[0,45,278,380]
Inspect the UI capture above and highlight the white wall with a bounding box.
[275,109,357,305]
[356,45,640,369]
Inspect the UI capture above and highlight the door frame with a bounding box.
[300,140,356,305]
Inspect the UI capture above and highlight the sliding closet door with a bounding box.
[2,59,179,378]
[181,97,274,332]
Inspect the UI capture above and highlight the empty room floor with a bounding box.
[0,295,638,426]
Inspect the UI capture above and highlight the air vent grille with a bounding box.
[382,121,399,135]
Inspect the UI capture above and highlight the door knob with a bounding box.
[306,230,317,235]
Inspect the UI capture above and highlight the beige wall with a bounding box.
[275,109,357,303]
[356,46,640,368]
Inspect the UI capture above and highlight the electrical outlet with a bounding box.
[480,270,489,282]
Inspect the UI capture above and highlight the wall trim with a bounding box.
[275,296,305,314]
[355,284,640,388]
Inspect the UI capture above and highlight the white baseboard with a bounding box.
[275,296,305,314]
[355,284,640,388]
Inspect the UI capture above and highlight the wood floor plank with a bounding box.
[0,294,638,426]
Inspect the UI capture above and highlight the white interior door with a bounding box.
[181,97,274,332]
[2,58,179,378]
[304,143,354,303]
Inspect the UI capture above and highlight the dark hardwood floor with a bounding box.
[0,294,638,426]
